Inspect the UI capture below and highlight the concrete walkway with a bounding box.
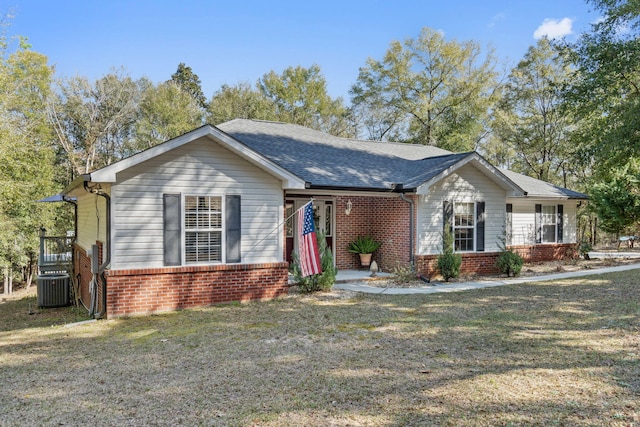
[334,262,640,295]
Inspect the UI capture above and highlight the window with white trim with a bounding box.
[454,202,475,252]
[184,196,222,263]
[542,205,557,243]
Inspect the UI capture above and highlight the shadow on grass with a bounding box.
[0,270,638,426]
[0,294,90,332]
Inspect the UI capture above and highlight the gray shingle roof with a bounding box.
[500,169,588,199]
[217,119,461,190]
[216,119,587,199]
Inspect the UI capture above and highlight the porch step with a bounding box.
[288,270,394,285]
[334,270,393,284]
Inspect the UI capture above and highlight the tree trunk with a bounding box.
[5,268,12,295]
[25,258,35,288]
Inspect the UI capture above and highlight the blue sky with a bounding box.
[8,0,599,101]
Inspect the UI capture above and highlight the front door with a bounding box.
[285,199,334,265]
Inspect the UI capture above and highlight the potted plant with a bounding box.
[348,236,382,267]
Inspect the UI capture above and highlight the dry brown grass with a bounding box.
[1,271,638,426]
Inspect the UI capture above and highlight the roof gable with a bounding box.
[64,119,587,200]
[410,153,524,195]
[65,125,306,192]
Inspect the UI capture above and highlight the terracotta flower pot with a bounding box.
[359,253,372,267]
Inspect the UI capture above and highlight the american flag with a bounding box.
[297,202,322,277]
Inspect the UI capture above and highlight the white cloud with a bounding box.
[488,13,507,29]
[533,17,574,39]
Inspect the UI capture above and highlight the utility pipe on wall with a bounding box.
[399,193,415,265]
[83,182,111,319]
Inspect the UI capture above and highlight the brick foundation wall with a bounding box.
[416,243,579,278]
[416,252,502,277]
[509,243,578,263]
[73,241,104,313]
[104,262,289,318]
[335,195,414,272]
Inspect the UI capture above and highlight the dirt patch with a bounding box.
[1,269,638,426]
[0,284,37,303]
[372,255,640,288]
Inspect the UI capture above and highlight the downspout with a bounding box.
[83,182,111,319]
[399,193,415,265]
[62,196,79,308]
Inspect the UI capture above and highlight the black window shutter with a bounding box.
[226,195,241,263]
[535,204,542,244]
[506,204,513,246]
[557,204,563,243]
[443,201,453,251]
[443,201,453,232]
[163,194,181,266]
[476,202,485,252]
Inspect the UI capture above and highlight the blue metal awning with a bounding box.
[37,193,76,203]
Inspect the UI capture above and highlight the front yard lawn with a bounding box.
[1,271,638,426]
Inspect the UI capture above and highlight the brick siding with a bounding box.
[508,243,578,263]
[334,195,414,272]
[416,243,578,278]
[103,262,288,318]
[74,242,288,318]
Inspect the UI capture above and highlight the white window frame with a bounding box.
[453,202,476,252]
[541,205,557,243]
[184,195,225,264]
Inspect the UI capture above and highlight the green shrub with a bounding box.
[291,231,336,293]
[437,230,461,281]
[348,236,381,254]
[495,250,524,277]
[392,264,417,284]
[579,241,592,260]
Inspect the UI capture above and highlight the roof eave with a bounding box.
[307,183,417,193]
[62,175,91,195]
[64,125,307,191]
[511,194,589,201]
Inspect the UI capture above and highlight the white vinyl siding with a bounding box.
[74,189,109,253]
[507,199,578,245]
[110,137,284,270]
[417,164,506,255]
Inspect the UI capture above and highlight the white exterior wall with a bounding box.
[75,189,109,253]
[109,137,284,270]
[508,198,578,245]
[417,164,507,255]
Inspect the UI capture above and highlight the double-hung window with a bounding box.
[453,202,475,252]
[542,205,557,243]
[163,194,241,266]
[184,196,222,263]
[534,203,563,244]
[444,201,485,252]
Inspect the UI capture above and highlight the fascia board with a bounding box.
[88,126,216,183]
[80,125,306,190]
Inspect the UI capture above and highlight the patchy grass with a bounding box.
[1,271,639,426]
[0,292,91,332]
